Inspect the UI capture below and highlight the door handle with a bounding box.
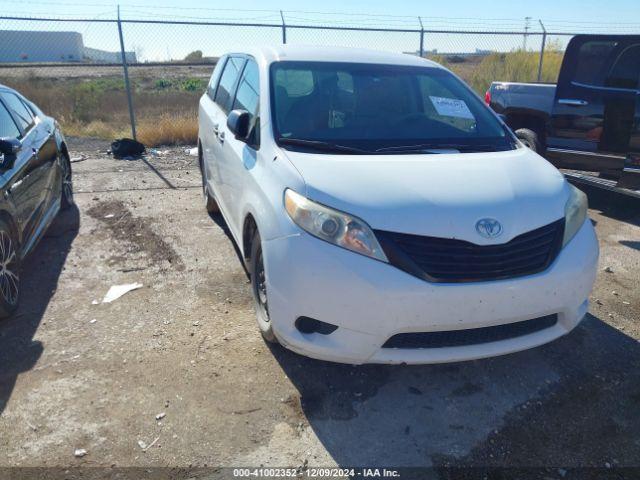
[213,123,219,135]
[32,148,39,160]
[218,131,225,143]
[558,99,589,106]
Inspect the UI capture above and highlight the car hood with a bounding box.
[282,147,569,244]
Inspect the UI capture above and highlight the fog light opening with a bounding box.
[295,317,338,335]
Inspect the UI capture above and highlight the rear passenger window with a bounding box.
[573,41,618,87]
[1,93,34,131]
[207,56,227,100]
[215,56,245,113]
[0,102,20,139]
[607,44,640,90]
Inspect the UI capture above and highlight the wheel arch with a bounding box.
[0,209,21,251]
[59,141,70,160]
[242,213,258,265]
[504,109,548,143]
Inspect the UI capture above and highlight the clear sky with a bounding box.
[1,0,639,60]
[5,0,640,27]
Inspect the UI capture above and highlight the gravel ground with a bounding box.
[0,137,638,478]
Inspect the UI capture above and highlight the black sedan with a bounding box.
[0,84,73,318]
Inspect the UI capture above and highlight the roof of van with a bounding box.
[242,45,442,68]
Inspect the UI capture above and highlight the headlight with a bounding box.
[562,185,588,247]
[284,189,387,262]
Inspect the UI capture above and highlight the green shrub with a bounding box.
[84,78,126,92]
[180,78,207,92]
[154,78,173,89]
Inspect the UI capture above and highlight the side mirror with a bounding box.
[227,109,251,141]
[0,138,20,170]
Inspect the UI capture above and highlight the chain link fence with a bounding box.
[0,14,581,146]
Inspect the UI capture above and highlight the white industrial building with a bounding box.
[0,30,136,63]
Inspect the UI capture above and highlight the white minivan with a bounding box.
[198,46,599,365]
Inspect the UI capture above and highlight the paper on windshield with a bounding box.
[429,96,475,120]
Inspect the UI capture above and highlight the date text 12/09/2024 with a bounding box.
[232,468,401,478]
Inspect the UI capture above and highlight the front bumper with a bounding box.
[263,220,599,364]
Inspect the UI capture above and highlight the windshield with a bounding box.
[270,61,515,154]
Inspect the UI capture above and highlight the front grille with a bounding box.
[375,219,564,283]
[382,314,558,349]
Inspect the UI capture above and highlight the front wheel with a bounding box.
[0,220,20,319]
[515,128,543,154]
[60,153,74,210]
[250,231,278,344]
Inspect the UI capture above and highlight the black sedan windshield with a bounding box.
[270,61,515,153]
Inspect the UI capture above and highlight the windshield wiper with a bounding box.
[375,143,499,153]
[277,138,371,154]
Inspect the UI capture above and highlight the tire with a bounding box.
[0,219,20,319]
[249,230,278,344]
[60,152,74,210]
[199,145,219,214]
[515,128,543,154]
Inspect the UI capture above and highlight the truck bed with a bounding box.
[488,82,556,117]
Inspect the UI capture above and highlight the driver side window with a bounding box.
[1,93,34,133]
[0,101,20,165]
[0,101,20,139]
[207,56,227,100]
[232,60,260,148]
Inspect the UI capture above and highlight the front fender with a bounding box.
[238,147,305,257]
[54,125,67,153]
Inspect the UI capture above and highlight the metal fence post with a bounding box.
[537,20,547,82]
[418,16,424,57]
[280,10,287,44]
[117,5,137,140]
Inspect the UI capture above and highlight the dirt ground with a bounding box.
[0,137,638,479]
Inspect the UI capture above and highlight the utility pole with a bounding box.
[523,16,532,50]
[280,10,287,44]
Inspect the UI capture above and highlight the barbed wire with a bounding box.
[0,2,638,33]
